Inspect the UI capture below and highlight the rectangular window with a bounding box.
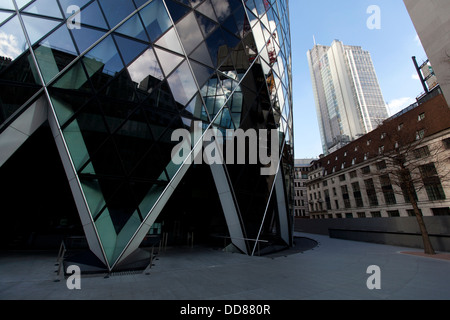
[418,112,425,121]
[371,211,382,218]
[361,166,371,174]
[380,174,396,205]
[443,138,450,149]
[324,189,331,210]
[364,178,379,206]
[349,170,357,178]
[416,129,425,140]
[352,182,364,207]
[341,185,351,208]
[339,174,346,182]
[387,210,400,217]
[407,209,422,217]
[345,213,353,219]
[420,163,446,201]
[357,212,366,218]
[432,208,450,216]
[376,160,387,170]
[414,146,430,159]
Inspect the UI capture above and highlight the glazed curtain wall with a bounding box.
[0,0,294,270]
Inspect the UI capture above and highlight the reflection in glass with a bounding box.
[140,0,171,42]
[167,60,198,106]
[21,14,61,46]
[98,0,136,29]
[115,13,148,41]
[0,16,28,61]
[175,12,203,55]
[154,47,183,77]
[155,27,183,55]
[128,48,164,87]
[77,0,109,30]
[84,35,124,77]
[23,0,63,19]
[34,24,78,83]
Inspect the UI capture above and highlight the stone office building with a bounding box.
[306,88,450,220]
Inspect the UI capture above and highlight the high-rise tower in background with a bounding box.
[307,40,388,155]
[0,0,294,271]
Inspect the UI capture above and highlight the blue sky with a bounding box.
[289,0,427,159]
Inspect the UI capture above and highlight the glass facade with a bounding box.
[0,0,294,270]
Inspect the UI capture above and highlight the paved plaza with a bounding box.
[1,232,450,300]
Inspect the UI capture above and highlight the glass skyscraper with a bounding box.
[307,40,388,155]
[0,0,294,271]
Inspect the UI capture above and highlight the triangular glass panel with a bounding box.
[222,14,239,37]
[214,106,235,130]
[70,26,106,54]
[195,12,218,38]
[167,60,198,107]
[0,1,15,10]
[165,0,190,24]
[51,59,92,92]
[128,48,164,91]
[195,0,217,22]
[153,47,184,77]
[21,14,61,45]
[246,6,258,31]
[79,176,107,220]
[233,5,246,38]
[59,0,91,17]
[210,0,241,23]
[0,11,13,25]
[189,41,214,69]
[0,16,28,62]
[34,24,78,84]
[114,34,148,67]
[181,94,209,121]
[133,0,148,8]
[204,27,228,68]
[78,0,109,30]
[139,80,181,114]
[99,69,139,103]
[23,0,63,19]
[84,35,124,78]
[115,13,148,42]
[48,86,92,127]
[139,0,172,42]
[221,27,240,50]
[175,11,203,55]
[189,60,214,89]
[155,27,184,55]
[98,0,135,29]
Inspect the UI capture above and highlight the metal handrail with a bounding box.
[54,240,67,282]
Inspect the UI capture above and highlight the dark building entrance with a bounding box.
[0,123,82,251]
